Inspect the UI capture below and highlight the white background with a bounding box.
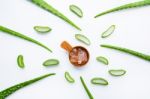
[0,0,150,99]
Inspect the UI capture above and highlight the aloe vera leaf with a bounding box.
[80,76,94,99]
[91,77,108,85]
[75,34,91,45]
[109,69,126,76]
[65,72,75,83]
[69,5,83,17]
[43,59,59,66]
[31,0,81,30]
[101,25,115,38]
[0,73,55,99]
[34,26,51,33]
[17,55,25,68]
[95,0,150,18]
[101,44,150,61]
[96,56,109,65]
[0,25,52,52]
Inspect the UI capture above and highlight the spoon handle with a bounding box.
[61,41,73,52]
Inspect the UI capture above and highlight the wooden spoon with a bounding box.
[61,41,89,67]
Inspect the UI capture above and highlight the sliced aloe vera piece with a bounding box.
[109,69,126,76]
[69,5,83,17]
[34,26,51,33]
[17,55,25,68]
[43,59,59,66]
[96,56,109,65]
[75,34,90,45]
[91,77,108,85]
[65,71,75,83]
[101,25,115,38]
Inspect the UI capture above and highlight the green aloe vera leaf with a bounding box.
[95,0,150,18]
[101,44,150,61]
[0,25,52,52]
[80,76,94,99]
[0,73,55,99]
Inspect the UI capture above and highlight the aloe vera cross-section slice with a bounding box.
[75,34,91,45]
[69,5,83,17]
[34,26,51,33]
[109,69,126,76]
[96,56,109,65]
[65,71,75,83]
[91,77,108,85]
[17,55,25,68]
[101,25,115,38]
[43,59,59,66]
